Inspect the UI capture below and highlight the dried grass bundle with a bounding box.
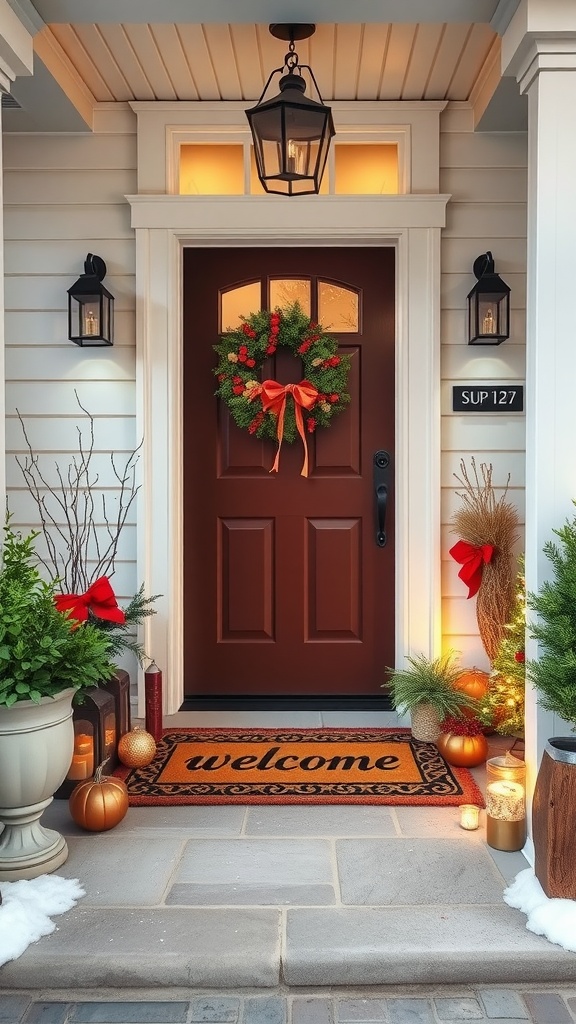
[451,458,520,663]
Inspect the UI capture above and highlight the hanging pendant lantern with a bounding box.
[246,24,335,196]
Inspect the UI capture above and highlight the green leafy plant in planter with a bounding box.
[527,502,576,899]
[384,652,479,742]
[0,523,117,880]
[0,524,115,707]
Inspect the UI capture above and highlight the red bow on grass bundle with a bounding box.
[55,576,126,624]
[260,379,319,477]
[449,540,494,599]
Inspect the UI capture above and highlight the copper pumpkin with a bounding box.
[455,667,490,702]
[69,762,129,832]
[437,730,489,768]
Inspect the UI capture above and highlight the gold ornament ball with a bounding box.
[118,727,157,768]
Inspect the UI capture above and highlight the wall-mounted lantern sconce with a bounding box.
[246,23,335,196]
[68,253,114,346]
[467,252,510,345]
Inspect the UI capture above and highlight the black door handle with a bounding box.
[376,484,387,547]
[373,450,391,548]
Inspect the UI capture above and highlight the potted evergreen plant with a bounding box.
[527,503,576,898]
[0,523,115,881]
[384,652,479,742]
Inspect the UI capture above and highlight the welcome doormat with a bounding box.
[115,729,485,806]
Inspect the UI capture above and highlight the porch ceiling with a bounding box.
[4,0,526,132]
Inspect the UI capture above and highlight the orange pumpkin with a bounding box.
[69,762,129,832]
[437,730,488,768]
[454,667,490,719]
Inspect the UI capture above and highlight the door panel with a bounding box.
[183,247,395,696]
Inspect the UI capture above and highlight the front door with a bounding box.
[183,247,395,697]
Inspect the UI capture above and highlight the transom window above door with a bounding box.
[179,142,399,196]
[221,279,359,332]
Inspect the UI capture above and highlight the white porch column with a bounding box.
[0,1,33,510]
[502,2,576,843]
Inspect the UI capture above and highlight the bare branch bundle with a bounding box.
[451,457,520,663]
[14,392,156,665]
[15,391,141,593]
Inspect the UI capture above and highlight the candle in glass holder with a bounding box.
[486,753,527,851]
[459,804,480,830]
[486,780,524,820]
[68,732,94,780]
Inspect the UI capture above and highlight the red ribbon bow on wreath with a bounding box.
[449,540,495,599]
[259,379,319,477]
[55,576,126,624]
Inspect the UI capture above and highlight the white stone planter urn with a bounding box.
[0,687,75,880]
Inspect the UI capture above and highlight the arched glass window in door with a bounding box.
[220,278,359,333]
[220,282,261,330]
[318,282,359,332]
[269,279,311,316]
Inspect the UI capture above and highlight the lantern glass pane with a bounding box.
[68,719,95,781]
[83,300,101,338]
[478,298,498,337]
[104,711,116,763]
[101,296,110,339]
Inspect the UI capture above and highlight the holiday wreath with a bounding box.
[214,302,351,476]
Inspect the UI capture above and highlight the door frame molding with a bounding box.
[128,194,449,714]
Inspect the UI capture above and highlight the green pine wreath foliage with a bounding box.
[213,302,351,443]
[528,502,576,729]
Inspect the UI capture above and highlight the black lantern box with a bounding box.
[467,252,510,345]
[55,669,131,798]
[68,253,114,347]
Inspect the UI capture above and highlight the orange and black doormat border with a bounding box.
[114,728,485,807]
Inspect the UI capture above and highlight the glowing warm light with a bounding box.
[459,804,480,830]
[486,780,525,821]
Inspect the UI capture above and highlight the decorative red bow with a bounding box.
[55,576,126,624]
[259,379,319,477]
[449,540,495,599]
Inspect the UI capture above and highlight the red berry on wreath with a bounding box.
[246,358,256,368]
[329,393,339,403]
[307,418,317,433]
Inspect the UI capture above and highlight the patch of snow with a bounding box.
[0,874,85,966]
[504,867,576,953]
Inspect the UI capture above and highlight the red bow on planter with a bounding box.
[449,540,495,599]
[55,576,126,624]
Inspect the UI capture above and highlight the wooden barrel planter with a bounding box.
[532,737,576,899]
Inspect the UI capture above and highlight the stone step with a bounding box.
[2,903,576,989]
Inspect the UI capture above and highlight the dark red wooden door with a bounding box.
[183,248,395,696]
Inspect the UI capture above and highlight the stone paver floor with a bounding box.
[3,986,576,1024]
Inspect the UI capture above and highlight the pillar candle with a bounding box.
[145,662,163,742]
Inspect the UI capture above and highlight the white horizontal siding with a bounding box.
[5,451,140,487]
[4,205,133,241]
[6,414,135,457]
[4,169,137,206]
[440,103,527,665]
[3,132,137,169]
[3,113,138,608]
[5,310,135,346]
[4,239,136,276]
